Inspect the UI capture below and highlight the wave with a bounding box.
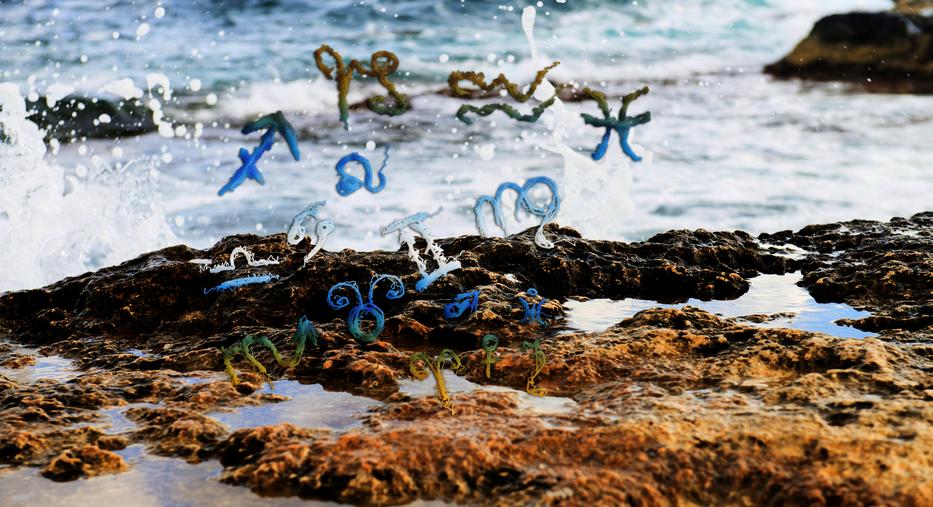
[0,83,177,292]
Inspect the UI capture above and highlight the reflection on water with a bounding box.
[564,273,874,338]
[208,380,376,432]
[0,445,328,507]
[398,371,576,415]
[0,348,80,384]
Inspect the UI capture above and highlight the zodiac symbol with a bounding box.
[204,273,279,295]
[520,339,547,396]
[206,246,279,273]
[221,316,319,387]
[409,349,463,414]
[381,209,461,291]
[313,45,409,129]
[449,61,560,126]
[327,274,405,344]
[580,86,651,162]
[218,111,300,196]
[335,146,390,196]
[443,290,479,319]
[481,334,499,379]
[518,288,549,326]
[456,96,556,125]
[474,176,561,249]
[287,201,336,265]
[448,61,560,101]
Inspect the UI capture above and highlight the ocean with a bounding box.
[1,0,931,291]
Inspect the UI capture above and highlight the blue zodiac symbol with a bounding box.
[327,274,405,344]
[517,288,548,326]
[581,87,651,162]
[474,176,561,249]
[218,111,300,196]
[335,145,390,196]
[443,290,479,319]
[204,273,280,295]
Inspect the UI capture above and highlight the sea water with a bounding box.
[1,0,931,292]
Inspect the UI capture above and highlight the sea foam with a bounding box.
[0,83,176,292]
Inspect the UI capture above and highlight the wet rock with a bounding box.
[764,12,933,93]
[760,212,932,332]
[0,216,928,504]
[26,95,157,140]
[125,406,227,462]
[40,444,129,481]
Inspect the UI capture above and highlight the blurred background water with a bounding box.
[1,0,931,291]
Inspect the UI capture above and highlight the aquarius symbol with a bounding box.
[204,273,279,295]
[335,146,390,196]
[456,96,556,125]
[518,288,548,326]
[580,86,651,162]
[444,290,479,319]
[474,176,561,249]
[381,209,461,292]
[448,61,560,101]
[409,349,463,414]
[327,274,405,344]
[218,111,300,196]
[221,316,319,387]
[206,246,279,273]
[313,45,409,129]
[481,334,499,379]
[287,201,335,265]
[520,339,547,396]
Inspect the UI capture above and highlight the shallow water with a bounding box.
[0,346,80,384]
[209,380,376,432]
[0,444,331,507]
[399,370,577,415]
[2,0,931,292]
[563,272,874,338]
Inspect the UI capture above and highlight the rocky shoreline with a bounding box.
[0,213,930,505]
[765,11,933,93]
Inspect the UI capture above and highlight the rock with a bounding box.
[40,444,128,481]
[0,215,929,504]
[26,94,157,140]
[764,12,933,93]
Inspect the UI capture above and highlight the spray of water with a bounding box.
[519,6,645,238]
[0,83,177,292]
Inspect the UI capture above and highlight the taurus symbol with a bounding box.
[327,274,405,344]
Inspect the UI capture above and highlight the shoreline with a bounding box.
[0,213,930,504]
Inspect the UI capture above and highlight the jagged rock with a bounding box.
[26,94,157,140]
[764,12,933,93]
[40,444,128,481]
[0,216,929,504]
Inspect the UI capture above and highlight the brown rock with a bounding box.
[40,444,128,481]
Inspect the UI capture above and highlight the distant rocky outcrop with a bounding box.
[765,11,933,93]
[26,95,156,140]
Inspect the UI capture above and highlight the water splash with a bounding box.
[0,83,176,292]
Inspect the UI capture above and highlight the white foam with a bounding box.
[0,83,177,292]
